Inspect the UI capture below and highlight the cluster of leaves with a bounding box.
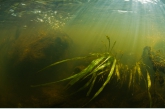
[31,36,153,107]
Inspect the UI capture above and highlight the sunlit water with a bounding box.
[0,0,165,107]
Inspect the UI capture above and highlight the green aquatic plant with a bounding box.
[147,69,152,108]
[32,36,154,107]
[31,36,119,105]
[32,52,118,105]
[126,61,152,107]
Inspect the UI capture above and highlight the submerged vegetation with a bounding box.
[31,36,165,107]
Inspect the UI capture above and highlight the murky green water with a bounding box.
[0,0,165,107]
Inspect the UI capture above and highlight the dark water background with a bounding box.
[0,0,165,107]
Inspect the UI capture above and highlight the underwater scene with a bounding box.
[0,0,165,108]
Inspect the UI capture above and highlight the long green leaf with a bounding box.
[115,64,120,81]
[147,70,152,108]
[87,73,97,96]
[70,75,94,95]
[67,56,106,86]
[83,55,112,80]
[85,58,116,105]
[97,69,109,76]
[128,69,133,89]
[136,62,142,84]
[37,56,90,73]
[32,56,106,87]
[31,73,79,87]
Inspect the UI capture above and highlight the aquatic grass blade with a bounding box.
[110,41,116,52]
[128,69,133,89]
[136,63,142,84]
[67,56,106,86]
[31,73,79,87]
[83,55,112,79]
[70,75,94,95]
[147,70,151,89]
[97,68,109,76]
[32,56,106,87]
[37,56,90,73]
[87,74,97,96]
[146,70,152,108]
[106,36,110,52]
[84,59,116,105]
[115,64,120,81]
